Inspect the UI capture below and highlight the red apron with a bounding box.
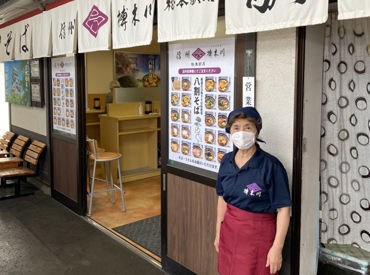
[218,204,277,275]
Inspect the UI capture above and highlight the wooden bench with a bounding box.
[0,131,16,153]
[0,135,29,158]
[0,140,46,199]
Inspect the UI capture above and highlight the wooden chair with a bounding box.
[0,131,16,154]
[86,137,125,216]
[0,140,46,199]
[0,135,29,158]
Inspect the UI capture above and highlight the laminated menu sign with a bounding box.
[168,37,235,173]
[51,56,76,135]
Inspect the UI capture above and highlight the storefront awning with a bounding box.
[14,19,33,60]
[225,0,328,34]
[0,0,370,62]
[32,12,52,58]
[157,0,219,42]
[338,0,370,20]
[112,0,155,49]
[50,1,77,56]
[77,0,111,53]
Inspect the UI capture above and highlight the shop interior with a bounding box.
[84,30,161,261]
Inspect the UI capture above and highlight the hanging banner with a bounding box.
[77,0,111,53]
[14,20,33,60]
[157,0,219,43]
[225,0,328,34]
[33,12,52,58]
[0,26,16,62]
[338,0,370,20]
[51,56,77,135]
[51,1,77,56]
[112,0,154,49]
[168,37,235,173]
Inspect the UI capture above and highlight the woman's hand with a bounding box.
[214,234,220,253]
[266,245,282,274]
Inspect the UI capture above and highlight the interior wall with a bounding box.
[10,104,47,136]
[256,28,296,187]
[299,24,324,275]
[85,28,160,96]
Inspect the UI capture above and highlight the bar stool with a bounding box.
[86,138,126,216]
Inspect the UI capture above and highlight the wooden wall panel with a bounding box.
[167,173,218,275]
[52,138,77,202]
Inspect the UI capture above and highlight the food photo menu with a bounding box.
[168,38,235,173]
[51,56,76,135]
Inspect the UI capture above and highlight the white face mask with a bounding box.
[231,131,256,150]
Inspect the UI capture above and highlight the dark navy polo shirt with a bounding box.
[216,145,292,214]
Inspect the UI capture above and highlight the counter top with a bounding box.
[100,114,160,120]
[86,109,106,114]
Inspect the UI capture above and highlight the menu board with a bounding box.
[168,38,235,173]
[51,56,76,135]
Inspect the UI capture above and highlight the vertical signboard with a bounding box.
[168,37,235,173]
[51,56,76,135]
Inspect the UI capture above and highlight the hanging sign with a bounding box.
[14,20,32,60]
[225,0,328,34]
[32,12,52,58]
[51,56,77,135]
[338,0,370,20]
[168,37,235,173]
[1,26,16,62]
[77,0,111,53]
[112,0,155,49]
[157,0,219,42]
[51,1,77,56]
[242,77,255,107]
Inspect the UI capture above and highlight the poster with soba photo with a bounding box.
[114,52,160,88]
[168,37,236,173]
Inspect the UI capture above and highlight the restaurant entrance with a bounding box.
[83,35,162,261]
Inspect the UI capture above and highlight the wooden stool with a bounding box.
[86,138,125,216]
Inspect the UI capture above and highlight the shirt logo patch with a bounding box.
[243,183,262,197]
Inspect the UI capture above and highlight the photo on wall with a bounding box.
[114,52,160,88]
[4,60,31,106]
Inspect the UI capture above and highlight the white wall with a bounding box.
[0,64,9,133]
[256,28,297,186]
[11,105,47,136]
[300,24,325,275]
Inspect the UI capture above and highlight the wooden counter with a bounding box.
[99,113,160,182]
[86,109,105,142]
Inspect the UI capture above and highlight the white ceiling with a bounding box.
[0,0,54,25]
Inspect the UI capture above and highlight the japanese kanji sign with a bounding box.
[14,20,32,60]
[158,0,219,42]
[112,0,154,49]
[51,1,77,56]
[338,0,370,20]
[168,37,235,173]
[77,0,111,53]
[32,12,52,58]
[0,26,16,62]
[242,77,255,107]
[225,0,328,34]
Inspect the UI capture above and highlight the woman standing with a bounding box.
[214,107,291,275]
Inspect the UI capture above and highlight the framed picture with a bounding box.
[114,51,160,88]
[31,83,41,102]
[30,60,40,78]
[30,59,45,107]
[4,60,31,106]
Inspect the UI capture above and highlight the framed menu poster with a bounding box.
[168,37,235,173]
[51,56,76,135]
